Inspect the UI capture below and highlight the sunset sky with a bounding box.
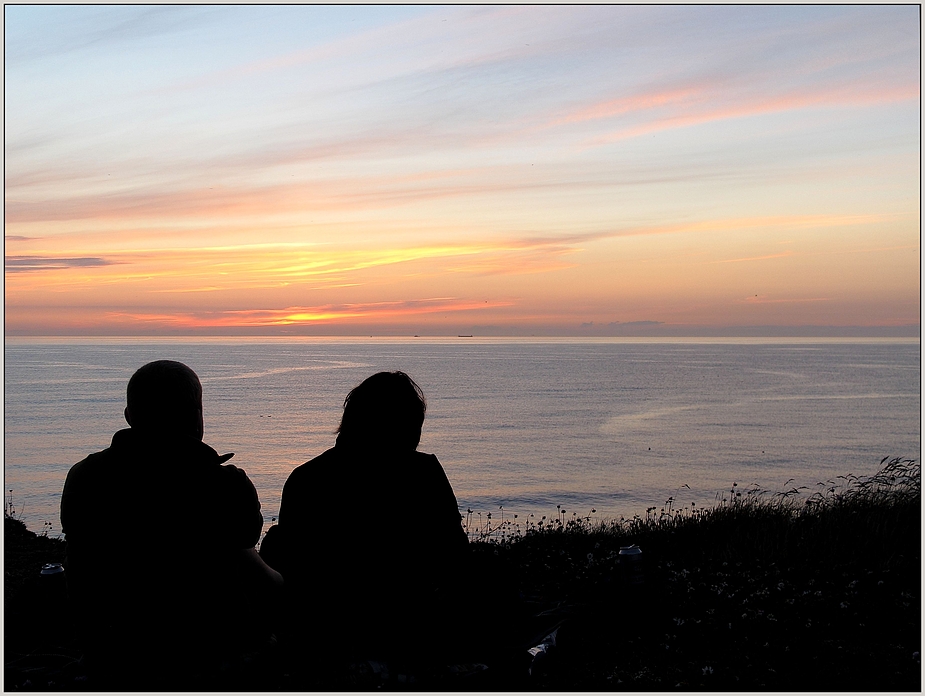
[5,5,920,335]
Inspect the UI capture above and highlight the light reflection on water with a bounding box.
[4,337,920,537]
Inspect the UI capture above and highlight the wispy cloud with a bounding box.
[551,85,711,127]
[4,212,897,291]
[6,6,211,64]
[5,6,211,62]
[743,296,830,304]
[158,6,560,97]
[713,252,794,264]
[3,236,578,297]
[5,255,117,273]
[585,83,917,145]
[105,297,514,328]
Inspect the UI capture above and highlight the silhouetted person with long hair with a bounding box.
[61,360,282,689]
[262,371,468,675]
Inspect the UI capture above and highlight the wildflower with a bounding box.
[702,666,713,676]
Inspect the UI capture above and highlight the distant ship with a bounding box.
[458,334,473,337]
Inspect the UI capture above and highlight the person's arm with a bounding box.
[221,464,265,548]
[427,454,469,550]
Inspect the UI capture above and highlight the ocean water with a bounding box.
[4,337,920,538]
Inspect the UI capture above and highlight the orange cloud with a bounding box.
[4,236,579,304]
[105,297,514,328]
[5,212,899,291]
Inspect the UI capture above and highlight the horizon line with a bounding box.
[5,324,920,340]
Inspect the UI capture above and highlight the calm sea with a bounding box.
[4,337,920,538]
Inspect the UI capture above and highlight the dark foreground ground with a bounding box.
[4,459,921,691]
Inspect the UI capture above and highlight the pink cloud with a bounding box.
[587,82,918,145]
[551,85,712,127]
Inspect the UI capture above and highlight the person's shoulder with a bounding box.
[215,460,253,487]
[410,451,448,478]
[300,446,339,469]
[65,433,123,483]
[285,447,339,484]
[279,448,340,524]
[69,447,109,472]
[412,450,441,467]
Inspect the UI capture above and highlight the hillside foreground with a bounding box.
[4,458,921,691]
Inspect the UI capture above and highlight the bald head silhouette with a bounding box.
[124,360,204,440]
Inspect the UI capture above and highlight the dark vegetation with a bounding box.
[4,458,920,691]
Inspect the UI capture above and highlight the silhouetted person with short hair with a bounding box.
[262,371,469,675]
[61,360,282,689]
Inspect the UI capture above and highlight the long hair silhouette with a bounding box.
[336,371,426,452]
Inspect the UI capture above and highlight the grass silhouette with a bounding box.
[471,457,920,690]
